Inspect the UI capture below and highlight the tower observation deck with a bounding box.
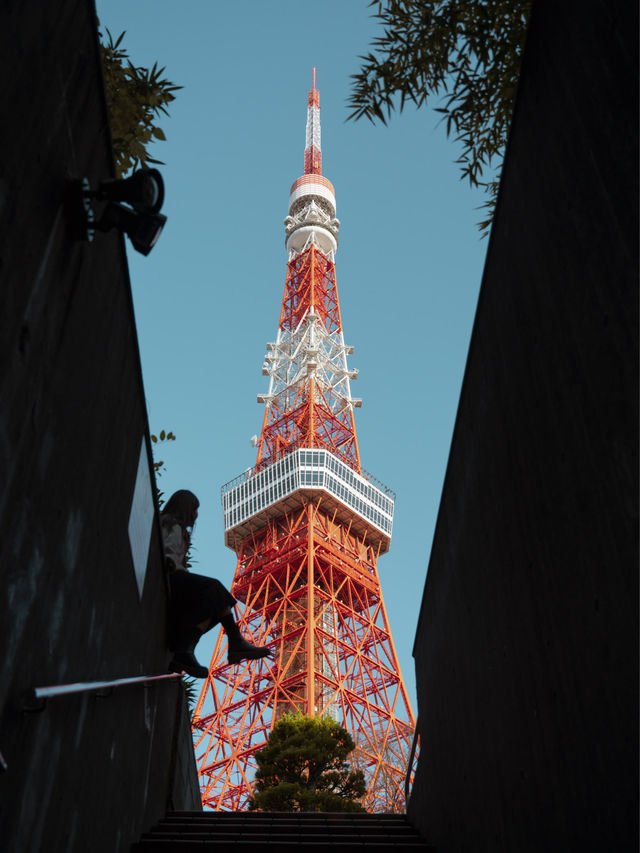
[222,448,394,552]
[192,71,416,813]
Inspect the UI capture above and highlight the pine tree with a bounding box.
[249,714,367,812]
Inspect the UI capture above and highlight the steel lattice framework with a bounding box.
[192,70,416,813]
[256,244,360,473]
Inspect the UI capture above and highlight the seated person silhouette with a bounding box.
[160,489,270,678]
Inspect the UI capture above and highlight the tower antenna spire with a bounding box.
[305,67,321,175]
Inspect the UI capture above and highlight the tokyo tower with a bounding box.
[192,70,415,813]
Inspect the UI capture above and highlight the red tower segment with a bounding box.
[192,73,416,813]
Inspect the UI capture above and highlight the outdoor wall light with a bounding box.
[96,202,167,257]
[69,168,167,255]
[96,168,165,214]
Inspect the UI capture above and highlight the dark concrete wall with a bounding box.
[0,1,200,851]
[408,1,637,851]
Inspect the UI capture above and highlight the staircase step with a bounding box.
[131,811,435,851]
[153,824,419,841]
[166,811,410,822]
[144,831,422,841]
[158,816,417,823]
[133,842,432,852]
[156,820,417,834]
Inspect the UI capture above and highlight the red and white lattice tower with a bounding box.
[192,70,416,813]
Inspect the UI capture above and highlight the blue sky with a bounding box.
[98,0,489,712]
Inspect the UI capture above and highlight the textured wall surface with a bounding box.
[409,1,637,850]
[0,1,200,850]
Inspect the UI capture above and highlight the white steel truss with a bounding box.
[259,285,359,418]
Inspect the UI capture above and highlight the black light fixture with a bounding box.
[69,168,167,255]
[96,203,167,257]
[95,168,165,214]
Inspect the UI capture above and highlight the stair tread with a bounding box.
[166,812,409,821]
[158,819,414,831]
[157,821,415,835]
[162,812,410,826]
[145,832,422,840]
[163,816,412,820]
[132,811,435,851]
[133,843,432,851]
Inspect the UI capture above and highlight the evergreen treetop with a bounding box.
[249,714,367,813]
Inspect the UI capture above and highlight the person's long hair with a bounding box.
[162,490,199,562]
[162,489,199,530]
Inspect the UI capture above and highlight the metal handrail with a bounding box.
[24,671,181,708]
[404,718,420,810]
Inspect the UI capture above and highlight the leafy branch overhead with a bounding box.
[99,29,182,177]
[348,0,531,232]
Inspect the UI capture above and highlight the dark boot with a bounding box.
[227,636,271,665]
[220,612,271,665]
[169,626,208,679]
[169,651,208,679]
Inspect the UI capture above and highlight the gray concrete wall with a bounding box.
[408,1,637,850]
[0,1,201,850]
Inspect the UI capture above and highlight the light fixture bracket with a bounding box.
[68,169,167,255]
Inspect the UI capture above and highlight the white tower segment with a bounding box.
[258,69,361,432]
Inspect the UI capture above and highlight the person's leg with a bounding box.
[170,575,270,672]
[168,574,221,678]
[194,606,232,635]
[169,628,209,678]
[215,607,271,665]
[171,606,270,673]
[167,574,210,678]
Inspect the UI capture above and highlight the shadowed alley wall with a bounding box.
[409,1,637,850]
[0,1,200,850]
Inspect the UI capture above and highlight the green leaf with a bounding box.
[347,0,531,232]
[99,28,180,177]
